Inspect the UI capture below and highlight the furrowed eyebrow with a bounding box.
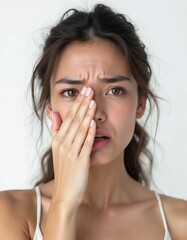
[54,78,85,85]
[101,75,131,83]
[54,75,131,85]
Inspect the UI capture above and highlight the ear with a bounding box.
[136,96,146,119]
[45,100,53,121]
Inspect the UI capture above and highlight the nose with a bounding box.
[94,108,107,122]
[93,95,107,123]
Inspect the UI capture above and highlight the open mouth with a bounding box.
[92,128,111,150]
[94,135,110,140]
[93,133,111,150]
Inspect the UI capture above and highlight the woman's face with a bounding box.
[46,38,145,165]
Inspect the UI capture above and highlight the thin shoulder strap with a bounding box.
[155,192,168,231]
[35,186,42,228]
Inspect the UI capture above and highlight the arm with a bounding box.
[171,199,187,239]
[0,192,30,240]
[43,201,78,240]
[163,196,187,239]
[43,87,96,239]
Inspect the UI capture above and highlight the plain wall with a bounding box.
[0,0,187,199]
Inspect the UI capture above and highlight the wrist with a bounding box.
[50,196,80,215]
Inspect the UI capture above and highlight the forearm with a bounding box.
[43,201,78,240]
[43,88,95,239]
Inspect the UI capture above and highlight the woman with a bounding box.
[0,3,187,240]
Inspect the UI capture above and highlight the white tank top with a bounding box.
[33,186,43,240]
[33,186,172,240]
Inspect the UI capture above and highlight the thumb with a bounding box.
[51,112,62,138]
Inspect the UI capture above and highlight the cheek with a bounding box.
[112,103,137,141]
[113,107,137,150]
[112,102,137,122]
[51,96,74,121]
[58,109,68,121]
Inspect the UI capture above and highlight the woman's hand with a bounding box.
[51,87,96,208]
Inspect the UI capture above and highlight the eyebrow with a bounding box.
[102,76,131,83]
[54,75,131,85]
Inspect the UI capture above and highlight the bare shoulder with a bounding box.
[0,188,36,240]
[162,194,187,239]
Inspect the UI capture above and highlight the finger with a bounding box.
[72,101,96,156]
[78,119,96,161]
[54,88,86,140]
[51,89,85,141]
[64,97,95,147]
[56,87,93,140]
[51,112,62,138]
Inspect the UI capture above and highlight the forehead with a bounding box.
[52,38,132,80]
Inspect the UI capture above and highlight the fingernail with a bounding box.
[90,119,95,128]
[86,87,92,97]
[89,100,95,109]
[80,87,87,95]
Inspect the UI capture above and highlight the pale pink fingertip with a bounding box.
[80,87,87,95]
[89,100,95,109]
[90,119,95,128]
[85,87,92,97]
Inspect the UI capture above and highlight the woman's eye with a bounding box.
[60,89,79,98]
[107,87,126,96]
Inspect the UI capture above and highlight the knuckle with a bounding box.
[81,114,92,127]
[52,135,66,149]
[59,144,65,154]
[63,143,70,153]
[81,99,88,107]
[52,137,59,148]
[84,133,93,146]
[78,124,87,134]
[59,138,68,150]
[84,139,92,148]
[66,150,73,160]
[66,110,74,120]
[86,110,93,119]
[74,114,82,125]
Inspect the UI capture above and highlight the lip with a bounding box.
[92,128,111,150]
[95,128,111,138]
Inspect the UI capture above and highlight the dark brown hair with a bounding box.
[31,4,159,186]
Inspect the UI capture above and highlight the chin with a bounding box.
[89,150,117,166]
[90,161,111,167]
[89,145,127,169]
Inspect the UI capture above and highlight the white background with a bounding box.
[0,0,187,199]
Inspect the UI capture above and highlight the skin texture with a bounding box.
[0,39,187,240]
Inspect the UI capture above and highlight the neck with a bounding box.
[41,154,148,211]
[81,154,138,211]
